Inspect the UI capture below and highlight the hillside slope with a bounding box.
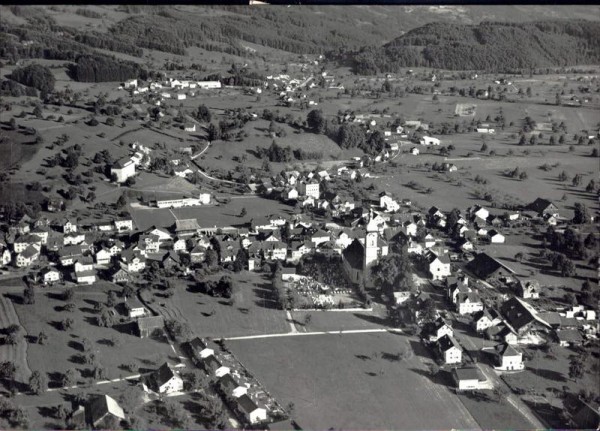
[351,20,600,74]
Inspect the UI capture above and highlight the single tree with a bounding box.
[569,357,585,381]
[61,369,76,387]
[23,285,35,304]
[63,287,74,302]
[37,331,48,345]
[28,370,48,395]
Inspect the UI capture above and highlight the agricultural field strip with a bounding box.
[0,296,31,380]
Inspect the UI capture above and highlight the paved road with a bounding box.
[221,328,403,341]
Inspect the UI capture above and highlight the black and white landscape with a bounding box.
[0,4,598,430]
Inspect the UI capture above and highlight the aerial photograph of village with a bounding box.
[0,3,598,430]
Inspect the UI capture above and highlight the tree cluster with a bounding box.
[9,64,55,95]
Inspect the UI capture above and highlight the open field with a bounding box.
[228,332,485,430]
[142,271,290,338]
[457,391,533,429]
[10,283,176,389]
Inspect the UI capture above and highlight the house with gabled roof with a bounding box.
[426,251,451,280]
[75,269,97,285]
[13,234,43,253]
[95,248,112,266]
[527,198,559,218]
[30,226,49,245]
[111,267,131,284]
[466,253,516,282]
[41,267,61,284]
[115,219,134,232]
[446,275,470,302]
[555,329,584,347]
[472,308,502,332]
[485,323,518,345]
[455,292,484,315]
[468,205,489,222]
[436,334,462,365]
[219,373,248,398]
[452,367,487,391]
[143,362,184,395]
[59,245,85,266]
[500,297,552,343]
[1,247,10,266]
[515,278,541,299]
[422,317,453,342]
[147,226,172,242]
[86,394,125,428]
[488,229,505,244]
[16,244,40,267]
[483,343,524,371]
[236,394,267,425]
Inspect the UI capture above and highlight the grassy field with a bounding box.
[11,283,176,389]
[457,391,533,429]
[503,344,599,400]
[142,271,290,338]
[228,332,484,430]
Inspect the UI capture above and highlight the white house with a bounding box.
[488,343,524,371]
[427,252,452,280]
[2,249,12,266]
[197,81,222,89]
[298,181,320,199]
[115,219,134,232]
[420,136,441,146]
[452,367,486,391]
[237,394,267,425]
[125,298,146,318]
[75,270,97,285]
[144,363,184,395]
[176,93,186,100]
[379,193,400,212]
[16,245,40,267]
[95,248,112,266]
[470,206,489,221]
[456,292,484,315]
[184,123,196,132]
[124,79,138,89]
[111,158,136,183]
[488,230,505,244]
[42,267,61,284]
[410,147,420,155]
[437,335,462,365]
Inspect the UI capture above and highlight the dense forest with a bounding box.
[351,20,600,74]
[9,64,55,94]
[0,19,147,83]
[68,55,143,83]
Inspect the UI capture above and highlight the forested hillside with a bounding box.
[351,20,600,74]
[1,5,600,82]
